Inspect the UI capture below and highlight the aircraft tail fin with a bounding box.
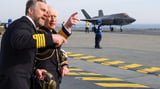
[98,10,104,17]
[81,9,91,19]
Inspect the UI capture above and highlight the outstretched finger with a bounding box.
[71,12,78,17]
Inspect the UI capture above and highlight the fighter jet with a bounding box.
[81,9,136,32]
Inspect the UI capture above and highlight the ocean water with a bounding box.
[123,24,160,29]
[67,23,160,29]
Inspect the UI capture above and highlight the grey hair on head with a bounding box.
[25,0,47,15]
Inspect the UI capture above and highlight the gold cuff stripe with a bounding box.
[48,80,53,89]
[42,81,46,89]
[61,61,68,66]
[58,29,68,39]
[33,34,46,48]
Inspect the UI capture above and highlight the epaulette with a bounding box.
[35,28,55,60]
[37,28,48,34]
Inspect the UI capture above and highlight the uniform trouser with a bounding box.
[0,74,31,89]
[95,34,102,48]
[85,27,89,33]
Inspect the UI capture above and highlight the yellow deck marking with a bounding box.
[76,77,123,81]
[137,67,160,73]
[66,52,72,54]
[101,61,125,65]
[68,72,80,75]
[68,67,152,88]
[69,72,102,75]
[68,54,83,57]
[69,68,84,71]
[95,83,150,88]
[78,72,102,75]
[118,64,143,69]
[87,58,110,62]
[74,56,96,60]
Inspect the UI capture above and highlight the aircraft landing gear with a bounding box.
[120,28,123,32]
[110,27,114,32]
[92,26,96,33]
[120,26,123,32]
[110,26,114,32]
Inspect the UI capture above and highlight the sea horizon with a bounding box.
[57,23,160,29]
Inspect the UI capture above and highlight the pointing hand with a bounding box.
[65,12,80,30]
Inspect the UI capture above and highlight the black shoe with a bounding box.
[95,47,102,49]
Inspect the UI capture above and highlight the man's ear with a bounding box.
[28,8,33,15]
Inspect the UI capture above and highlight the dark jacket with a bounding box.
[0,16,54,89]
[35,26,71,89]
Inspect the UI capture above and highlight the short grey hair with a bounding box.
[25,0,47,15]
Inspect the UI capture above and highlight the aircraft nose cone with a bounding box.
[131,18,136,23]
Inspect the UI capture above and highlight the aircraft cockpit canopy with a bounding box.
[119,13,129,17]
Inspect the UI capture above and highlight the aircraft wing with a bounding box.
[80,19,100,25]
[80,19,97,21]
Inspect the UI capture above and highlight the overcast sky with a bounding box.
[0,0,160,24]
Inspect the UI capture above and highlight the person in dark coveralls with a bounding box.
[35,7,80,89]
[0,0,67,89]
[95,19,102,49]
[4,18,12,30]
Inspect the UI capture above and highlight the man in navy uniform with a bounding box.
[0,0,67,89]
[35,7,79,89]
